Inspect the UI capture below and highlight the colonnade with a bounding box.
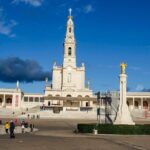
[127,97,150,110]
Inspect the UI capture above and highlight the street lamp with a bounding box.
[96,92,101,124]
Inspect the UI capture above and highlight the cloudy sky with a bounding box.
[0,0,150,93]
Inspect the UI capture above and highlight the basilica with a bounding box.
[0,10,150,121]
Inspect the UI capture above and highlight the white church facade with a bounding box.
[45,10,93,98]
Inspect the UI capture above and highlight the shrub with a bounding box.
[77,124,150,135]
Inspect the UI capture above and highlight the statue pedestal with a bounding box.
[114,74,135,125]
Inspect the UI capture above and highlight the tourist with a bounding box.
[30,124,33,132]
[9,120,15,138]
[5,122,10,134]
[21,124,25,133]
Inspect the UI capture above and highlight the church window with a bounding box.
[56,94,60,97]
[85,95,90,98]
[69,27,71,33]
[67,95,72,97]
[68,47,72,56]
[68,73,71,83]
[78,95,82,98]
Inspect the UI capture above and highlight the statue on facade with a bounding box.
[16,80,19,90]
[45,77,48,85]
[53,62,56,67]
[120,62,127,74]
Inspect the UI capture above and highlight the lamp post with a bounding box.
[96,92,101,124]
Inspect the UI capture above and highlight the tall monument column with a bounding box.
[114,62,135,125]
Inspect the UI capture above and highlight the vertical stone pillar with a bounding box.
[133,97,135,110]
[141,98,143,110]
[114,63,135,125]
[2,94,6,107]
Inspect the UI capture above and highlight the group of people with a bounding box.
[4,120,35,138]
[4,121,15,138]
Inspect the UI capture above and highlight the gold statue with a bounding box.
[120,62,127,74]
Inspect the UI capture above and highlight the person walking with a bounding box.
[30,124,33,132]
[21,124,25,133]
[5,122,10,134]
[9,120,15,138]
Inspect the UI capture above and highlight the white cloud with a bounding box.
[84,4,94,14]
[129,66,141,71]
[12,0,44,7]
[0,9,17,38]
[136,84,144,91]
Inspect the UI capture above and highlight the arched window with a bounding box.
[68,47,72,56]
[69,27,71,33]
[85,95,90,98]
[78,95,82,98]
[66,95,72,97]
[56,95,60,97]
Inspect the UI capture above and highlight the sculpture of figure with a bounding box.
[120,62,127,74]
[53,62,56,67]
[45,77,48,85]
[81,62,85,67]
[16,80,19,90]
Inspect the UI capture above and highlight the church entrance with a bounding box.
[53,107,63,113]
[48,101,51,106]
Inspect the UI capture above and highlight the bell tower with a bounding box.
[63,8,76,68]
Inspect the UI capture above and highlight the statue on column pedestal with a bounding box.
[114,62,135,125]
[120,62,127,74]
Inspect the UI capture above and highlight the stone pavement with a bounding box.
[0,119,150,150]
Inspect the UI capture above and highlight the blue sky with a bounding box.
[0,0,150,93]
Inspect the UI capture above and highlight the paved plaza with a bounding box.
[0,119,150,150]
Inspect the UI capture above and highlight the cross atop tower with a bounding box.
[69,8,72,16]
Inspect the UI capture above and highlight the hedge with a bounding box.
[77,124,150,135]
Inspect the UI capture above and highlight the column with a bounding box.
[141,97,143,110]
[133,97,135,110]
[2,94,6,107]
[114,72,135,125]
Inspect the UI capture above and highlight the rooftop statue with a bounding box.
[120,62,127,74]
